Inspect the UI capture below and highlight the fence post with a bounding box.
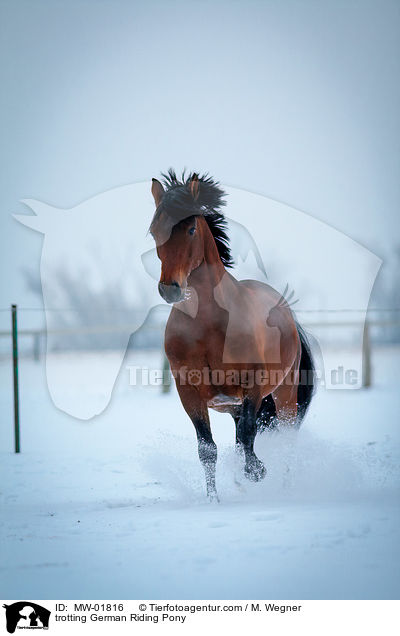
[162,351,171,393]
[33,332,41,362]
[362,320,371,388]
[11,304,21,452]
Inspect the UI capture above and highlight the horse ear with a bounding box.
[13,199,62,234]
[189,174,200,201]
[151,179,164,207]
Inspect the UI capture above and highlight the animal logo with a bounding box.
[187,369,202,385]
[2,602,50,633]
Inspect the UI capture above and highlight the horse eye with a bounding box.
[188,226,196,235]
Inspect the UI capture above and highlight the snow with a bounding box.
[0,346,399,600]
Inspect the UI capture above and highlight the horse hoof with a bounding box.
[244,458,266,482]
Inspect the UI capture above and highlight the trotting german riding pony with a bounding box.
[150,170,314,501]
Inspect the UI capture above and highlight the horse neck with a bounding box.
[187,222,236,314]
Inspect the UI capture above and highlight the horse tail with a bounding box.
[256,322,315,431]
[295,322,315,424]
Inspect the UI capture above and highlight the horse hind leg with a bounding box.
[256,393,277,432]
[235,397,266,482]
[271,377,299,427]
[230,408,246,489]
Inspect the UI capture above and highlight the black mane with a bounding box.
[153,169,233,268]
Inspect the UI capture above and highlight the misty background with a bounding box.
[0,0,399,346]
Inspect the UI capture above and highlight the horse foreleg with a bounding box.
[194,417,218,501]
[176,384,218,501]
[236,397,266,482]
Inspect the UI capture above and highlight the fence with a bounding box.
[2,305,400,453]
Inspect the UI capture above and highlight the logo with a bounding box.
[2,603,50,633]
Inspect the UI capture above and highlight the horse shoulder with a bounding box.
[164,309,203,362]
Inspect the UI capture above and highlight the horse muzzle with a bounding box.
[158,281,185,303]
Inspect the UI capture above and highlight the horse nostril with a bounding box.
[158,281,182,303]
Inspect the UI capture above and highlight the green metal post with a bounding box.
[162,351,171,393]
[11,304,20,453]
[362,320,371,388]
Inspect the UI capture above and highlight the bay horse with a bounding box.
[150,170,314,501]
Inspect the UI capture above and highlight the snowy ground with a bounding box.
[0,346,399,600]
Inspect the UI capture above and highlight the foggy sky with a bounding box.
[0,0,399,326]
